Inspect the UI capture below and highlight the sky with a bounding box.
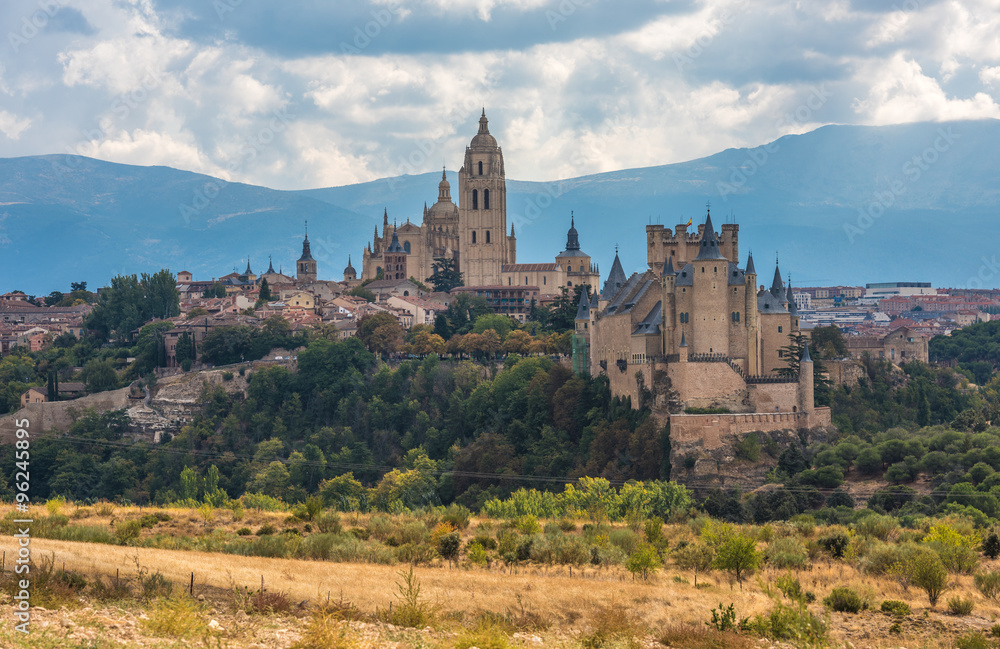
[1,0,999,190]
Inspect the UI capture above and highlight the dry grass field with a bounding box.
[0,503,997,648]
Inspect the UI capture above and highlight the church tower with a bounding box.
[459,109,509,286]
[297,223,317,282]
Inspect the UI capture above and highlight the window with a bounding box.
[472,189,478,209]
[403,241,411,253]
[484,189,490,209]
[714,266,717,273]
[478,161,483,175]
[508,277,511,285]
[778,326,783,333]
[778,350,784,358]
[525,276,528,285]
[543,276,546,285]
[472,231,477,243]
[486,230,491,243]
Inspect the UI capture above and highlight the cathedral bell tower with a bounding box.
[458,109,509,286]
[297,222,317,282]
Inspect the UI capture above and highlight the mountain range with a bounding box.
[2,118,998,295]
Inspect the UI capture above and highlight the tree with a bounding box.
[259,278,272,301]
[446,293,490,335]
[427,257,463,293]
[541,285,588,332]
[625,543,661,581]
[202,282,226,298]
[472,314,518,340]
[81,359,119,393]
[71,281,87,292]
[810,325,848,358]
[348,286,376,303]
[901,548,950,607]
[87,269,180,344]
[674,542,715,586]
[714,532,761,590]
[175,331,196,366]
[409,330,445,356]
[356,312,404,358]
[45,291,64,307]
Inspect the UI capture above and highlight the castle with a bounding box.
[356,111,599,293]
[574,211,831,436]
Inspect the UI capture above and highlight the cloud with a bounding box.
[1,0,999,190]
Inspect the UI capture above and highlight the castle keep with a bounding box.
[575,211,831,436]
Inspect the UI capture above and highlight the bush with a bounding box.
[818,532,849,558]
[880,600,911,616]
[236,527,252,536]
[625,543,661,580]
[956,631,996,649]
[316,512,342,535]
[437,531,461,563]
[983,531,1000,559]
[467,542,489,567]
[823,587,866,613]
[441,504,471,530]
[948,596,975,616]
[975,571,1000,600]
[114,519,142,544]
[706,603,738,632]
[765,537,808,570]
[776,574,815,604]
[854,514,899,541]
[222,371,234,381]
[609,528,640,555]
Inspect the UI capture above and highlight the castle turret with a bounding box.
[599,251,626,308]
[572,287,591,376]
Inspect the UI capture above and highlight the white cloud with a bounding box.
[0,111,31,140]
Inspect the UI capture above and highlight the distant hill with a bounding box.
[2,119,999,294]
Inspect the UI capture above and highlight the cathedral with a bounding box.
[355,111,599,293]
[575,211,831,434]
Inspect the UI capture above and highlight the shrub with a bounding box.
[776,574,814,604]
[660,625,753,649]
[956,631,994,649]
[580,602,643,649]
[609,528,640,555]
[674,543,715,587]
[382,566,434,628]
[437,531,461,564]
[823,587,866,613]
[880,600,911,616]
[706,603,738,632]
[222,371,234,381]
[765,537,808,570]
[818,532,849,558]
[854,514,899,541]
[467,542,489,567]
[256,523,277,536]
[982,531,1000,559]
[514,515,540,535]
[114,519,142,544]
[558,518,577,532]
[975,571,1000,600]
[948,596,975,616]
[441,504,471,530]
[236,527,252,536]
[316,512,342,534]
[644,517,664,546]
[141,597,209,638]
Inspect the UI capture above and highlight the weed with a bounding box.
[660,625,754,649]
[976,571,1000,600]
[706,603,738,632]
[579,601,643,649]
[142,597,210,638]
[381,566,434,628]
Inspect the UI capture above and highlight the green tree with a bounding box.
[625,543,661,580]
[347,286,376,303]
[356,312,404,358]
[258,278,272,301]
[675,542,715,586]
[202,282,226,298]
[714,532,761,590]
[81,359,119,393]
[427,256,463,292]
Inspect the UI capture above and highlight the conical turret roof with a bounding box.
[575,287,591,321]
[600,252,627,300]
[745,251,756,275]
[695,211,725,260]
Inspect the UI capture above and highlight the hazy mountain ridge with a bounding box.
[2,119,999,294]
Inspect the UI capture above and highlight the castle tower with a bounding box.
[572,287,591,376]
[297,224,317,282]
[599,251,626,309]
[798,343,814,413]
[384,226,408,280]
[689,210,728,355]
[344,255,357,282]
[744,251,759,375]
[458,109,509,285]
[661,256,677,355]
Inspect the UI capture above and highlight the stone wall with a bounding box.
[667,362,749,411]
[0,388,134,443]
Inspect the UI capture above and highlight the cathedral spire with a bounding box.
[565,211,580,251]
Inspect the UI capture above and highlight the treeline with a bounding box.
[0,336,668,510]
[930,320,1000,384]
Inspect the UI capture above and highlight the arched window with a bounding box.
[403,290,409,296]
[472,189,478,209]
[567,281,573,286]
[403,241,411,253]
[478,161,483,175]
[484,189,490,209]
[472,231,477,244]
[485,230,491,243]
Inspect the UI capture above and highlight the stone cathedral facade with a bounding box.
[356,111,599,292]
